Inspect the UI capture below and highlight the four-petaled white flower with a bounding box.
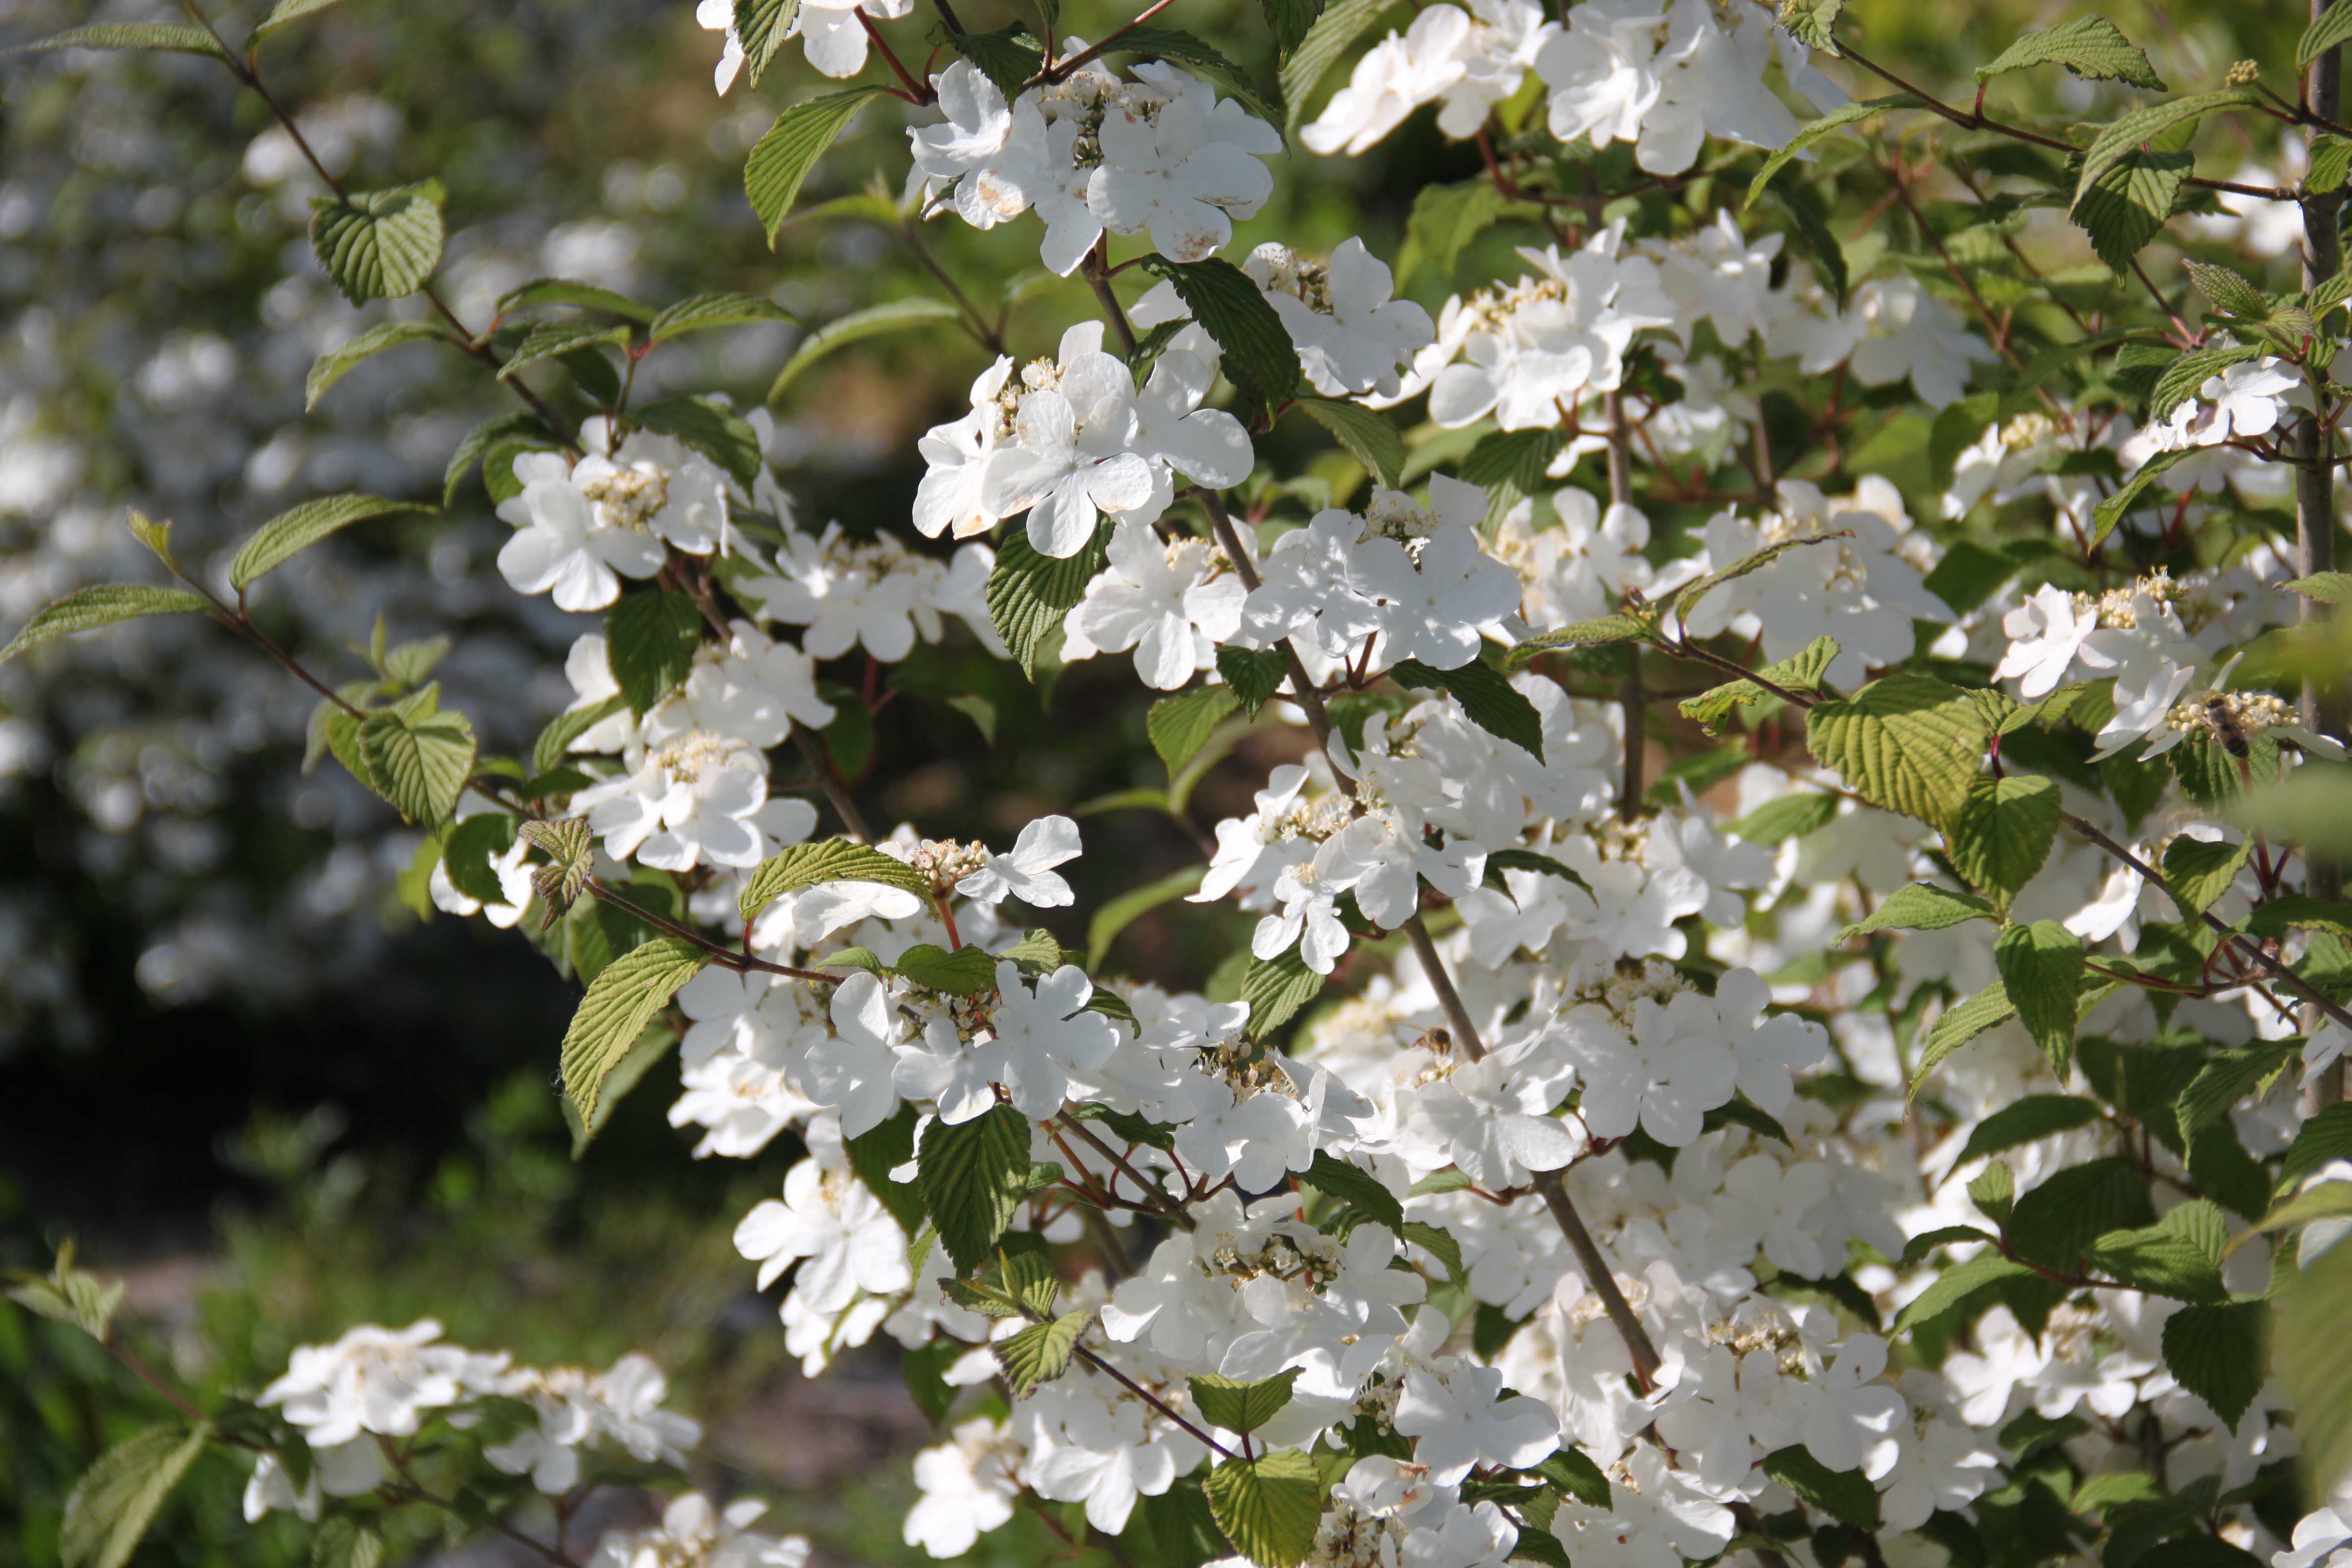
[958,814,1084,908]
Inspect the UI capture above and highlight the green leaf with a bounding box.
[767,297,965,401]
[2165,1299,2268,1431]
[738,837,931,922]
[497,319,631,382]
[2280,1238,2352,1490]
[746,89,890,243]
[1951,1095,2102,1172]
[1894,1248,2035,1332]
[1914,981,2015,1079]
[986,518,1114,676]
[1762,1445,1877,1530]
[1746,97,1923,211]
[2162,835,2252,920]
[932,19,1043,99]
[2075,92,2260,211]
[2083,1221,2226,1303]
[1088,865,1207,970]
[308,180,446,305]
[2092,447,2192,542]
[646,290,798,344]
[2071,1473,2169,1514]
[2,23,231,62]
[1297,1150,1404,1229]
[231,493,429,590]
[733,0,803,89]
[532,695,627,777]
[1401,1220,1464,1282]
[1503,613,1655,667]
[843,1104,931,1236]
[1977,16,2164,88]
[1487,848,1589,891]
[1296,398,1405,489]
[309,1517,385,1568]
[2304,0,2352,67]
[2280,1102,2352,1189]
[1949,774,2059,901]
[1457,429,1568,528]
[1899,1225,1996,1267]
[1218,645,1291,717]
[1835,882,1997,944]
[559,936,708,1124]
[895,942,999,995]
[2009,1157,2152,1269]
[1207,1450,1324,1568]
[996,1307,1093,1397]
[1407,177,1509,282]
[2177,1041,2299,1140]
[919,1103,1032,1273]
[1806,673,1987,833]
[1774,0,1840,50]
[304,321,451,410]
[248,0,348,41]
[443,813,520,905]
[1680,636,1840,734]
[1389,658,1542,760]
[444,412,557,505]
[1995,919,2085,1077]
[1140,255,1298,422]
[1241,943,1324,1037]
[2072,147,2192,271]
[1262,0,1323,52]
[1110,28,1281,129]
[1663,533,1851,620]
[60,1423,211,1568]
[2183,259,2269,322]
[604,590,705,717]
[1731,791,1839,846]
[4,1243,127,1343]
[1280,0,1403,134]
[1190,1369,1302,1434]
[1533,1449,1612,1509]
[631,394,766,490]
[358,708,476,826]
[1971,1162,2016,1228]
[1151,686,1244,774]
[2283,572,2352,605]
[495,276,657,322]
[1772,183,1849,305]
[0,585,211,665]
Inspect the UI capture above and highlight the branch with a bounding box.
[1036,0,1178,85]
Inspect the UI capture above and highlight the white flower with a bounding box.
[556,634,639,752]
[734,1157,912,1311]
[258,1319,508,1448]
[958,814,1084,908]
[1064,520,1246,689]
[576,730,810,873]
[786,0,915,80]
[644,621,838,751]
[986,960,1120,1116]
[1250,239,1437,399]
[1559,990,1737,1145]
[1088,64,1281,261]
[496,451,667,612]
[588,1493,810,1568]
[742,523,923,661]
[1345,515,1524,672]
[1817,277,1992,409]
[1253,857,1353,975]
[981,323,1160,557]
[578,415,733,554]
[905,1418,1023,1557]
[1798,1334,1906,1476]
[1302,6,1472,156]
[806,971,905,1137]
[1994,584,2098,699]
[695,0,747,93]
[1534,0,1798,176]
[1391,1363,1560,1483]
[915,358,1016,540]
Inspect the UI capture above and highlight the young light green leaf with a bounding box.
[1806,673,1987,833]
[604,590,705,716]
[1976,16,2163,88]
[1141,255,1299,421]
[2075,91,2261,210]
[2164,1299,2267,1431]
[1280,0,1404,133]
[1834,882,1996,945]
[1680,636,1840,733]
[1746,96,1922,210]
[648,291,799,342]
[1995,919,2085,1078]
[1151,686,1244,774]
[1296,397,1406,488]
[1949,774,2059,901]
[4,1242,127,1343]
[248,0,349,42]
[1407,177,1509,282]
[2303,0,2352,67]
[1,585,212,665]
[2081,1222,2226,1303]
[309,180,446,304]
[1914,981,2015,1080]
[1242,942,1324,1037]
[985,519,1114,677]
[230,494,430,589]
[1892,1248,2034,1332]
[1730,790,1838,846]
[738,838,931,922]
[746,89,889,243]
[1191,1369,1303,1434]
[1389,658,1543,760]
[2311,139,2352,196]
[521,818,597,920]
[1207,1450,1324,1568]
[767,297,964,401]
[358,708,476,826]
[60,1423,212,1568]
[733,0,804,89]
[1774,0,1840,50]
[996,1307,1094,1397]
[560,936,709,1124]
[2,23,231,62]
[1504,614,1656,667]
[919,1103,1032,1272]
[305,321,451,410]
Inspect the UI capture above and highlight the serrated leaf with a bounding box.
[495,276,657,323]
[2182,259,2268,322]
[444,411,558,504]
[1775,0,1840,49]
[1389,657,1542,760]
[1296,397,1405,488]
[2093,447,2192,542]
[1835,882,1996,944]
[649,290,798,342]
[2071,147,2192,270]
[604,590,705,717]
[746,89,888,243]
[895,942,999,995]
[767,297,964,401]
[2076,91,2261,210]
[1893,1248,2034,1332]
[357,708,476,826]
[0,585,211,665]
[1949,774,2059,901]
[2165,1299,2267,1431]
[1915,981,2015,1079]
[304,321,450,410]
[1151,686,1243,774]
[1280,0,1404,134]
[1746,96,1922,211]
[2176,1041,2299,1140]
[1297,1151,1404,1228]
[1977,16,2164,88]
[996,1307,1093,1397]
[2245,893,2352,941]
[1762,1444,1877,1530]
[1242,942,1324,1036]
[497,319,631,381]
[1191,1369,1302,1434]
[2162,835,2251,919]
[60,1423,211,1568]
[308,180,445,304]
[1218,645,1291,717]
[1996,919,2085,1078]
[443,813,519,905]
[3,22,231,61]
[734,0,804,89]
[1806,673,1987,833]
[1110,29,1281,128]
[559,936,708,1125]
[631,394,766,490]
[1263,0,1323,51]
[1680,635,1839,733]
[2304,0,2352,67]
[1663,532,1850,620]
[986,518,1113,675]
[1458,429,1568,527]
[919,1103,1032,1273]
[1503,614,1655,667]
[1207,1450,1324,1568]
[2082,1222,2226,1302]
[2280,1102,2352,1188]
[1730,790,1839,846]
[231,493,429,589]
[738,837,930,921]
[1951,1094,2102,1173]
[1141,255,1298,422]
[2009,1156,2152,1270]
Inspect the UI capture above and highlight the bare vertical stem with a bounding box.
[2303,14,2347,1112]
[1605,392,1644,819]
[1531,1169,1662,1391]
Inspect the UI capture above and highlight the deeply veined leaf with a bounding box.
[919,1103,1032,1272]
[304,321,451,409]
[893,943,999,995]
[1745,96,1922,210]
[308,180,446,304]
[230,494,430,589]
[1207,1450,1324,1568]
[2165,1299,2267,1431]
[2280,1102,2352,1189]
[1263,0,1324,52]
[2162,835,2252,920]
[1681,636,1840,733]
[1995,920,2085,1078]
[996,1307,1093,1396]
[1218,645,1291,716]
[738,838,931,922]
[733,0,804,88]
[1893,1248,2034,1332]
[60,1424,211,1568]
[648,291,798,342]
[2177,1041,2299,1141]
[2008,1157,2152,1270]
[2075,91,2260,209]
[1151,686,1244,774]
[1949,774,2059,900]
[2,23,231,62]
[1407,177,1510,282]
[746,89,889,243]
[2183,259,2268,321]
[1297,1150,1405,1228]
[1950,1095,2102,1174]
[1389,658,1543,760]
[498,320,631,380]
[1835,882,1996,945]
[2303,0,2352,68]
[559,937,709,1125]
[1762,1445,1878,1530]
[1503,614,1656,667]
[1976,16,2164,88]
[357,708,476,826]
[495,276,657,322]
[1280,0,1404,134]
[2081,1222,2226,1303]
[603,590,705,716]
[1774,0,1840,50]
[1296,397,1405,488]
[1806,673,1987,833]
[631,395,766,490]
[1190,1369,1302,1435]
[767,298,964,401]
[2071,147,2192,271]
[985,519,1114,676]
[1913,981,2015,1080]
[1241,942,1324,1037]
[0,585,212,665]
[1141,254,1299,420]
[1457,429,1568,528]
[1662,532,1851,621]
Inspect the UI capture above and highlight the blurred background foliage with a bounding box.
[0,0,2323,1560]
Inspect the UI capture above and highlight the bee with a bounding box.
[1413,1026,1453,1056]
[2204,695,2251,758]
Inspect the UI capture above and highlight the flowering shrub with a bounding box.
[8,1,2352,1568]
